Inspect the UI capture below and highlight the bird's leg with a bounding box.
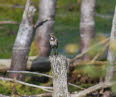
[52,47,56,55]
[51,47,55,55]
[51,47,54,55]
[53,48,56,55]
[54,47,58,55]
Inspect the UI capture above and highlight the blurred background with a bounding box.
[0,0,116,58]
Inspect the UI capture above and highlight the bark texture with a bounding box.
[105,6,116,82]
[102,6,116,97]
[80,0,96,60]
[9,0,36,80]
[35,0,57,57]
[49,55,70,97]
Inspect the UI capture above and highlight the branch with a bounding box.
[96,12,113,19]
[68,83,85,90]
[0,93,52,97]
[36,93,52,97]
[0,58,112,72]
[0,77,53,92]
[88,42,109,64]
[70,38,109,63]
[0,81,115,97]
[0,94,10,97]
[34,19,49,30]
[0,4,24,8]
[7,70,52,78]
[71,81,116,97]
[0,21,18,24]
[8,70,84,90]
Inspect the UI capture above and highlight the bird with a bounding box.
[49,33,58,55]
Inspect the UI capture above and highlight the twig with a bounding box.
[36,93,52,97]
[90,53,101,64]
[0,21,18,24]
[89,42,109,64]
[0,77,53,92]
[71,81,116,97]
[68,83,85,90]
[96,12,113,19]
[0,4,24,8]
[7,70,52,78]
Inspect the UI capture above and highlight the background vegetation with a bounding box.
[0,0,116,58]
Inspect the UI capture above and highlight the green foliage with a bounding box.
[0,25,18,58]
[69,85,80,93]
[74,64,107,79]
[83,65,106,78]
[0,80,44,96]
[112,85,116,94]
[29,41,39,56]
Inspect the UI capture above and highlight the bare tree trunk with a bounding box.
[35,0,57,57]
[9,0,36,80]
[80,0,96,60]
[49,55,70,97]
[102,6,116,97]
[105,6,116,82]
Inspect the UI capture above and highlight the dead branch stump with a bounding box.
[49,55,70,97]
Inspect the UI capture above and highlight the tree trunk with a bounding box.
[49,55,70,97]
[9,0,36,80]
[103,6,116,97]
[105,6,116,82]
[80,0,96,60]
[35,0,57,57]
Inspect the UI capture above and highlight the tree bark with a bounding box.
[102,6,116,97]
[49,55,70,97]
[105,6,116,82]
[35,0,57,57]
[80,0,96,60]
[9,0,36,80]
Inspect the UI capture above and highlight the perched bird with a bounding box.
[49,33,58,55]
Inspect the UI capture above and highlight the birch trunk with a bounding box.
[102,6,116,97]
[49,55,70,97]
[105,6,116,82]
[35,0,57,57]
[80,0,96,60]
[9,0,36,80]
